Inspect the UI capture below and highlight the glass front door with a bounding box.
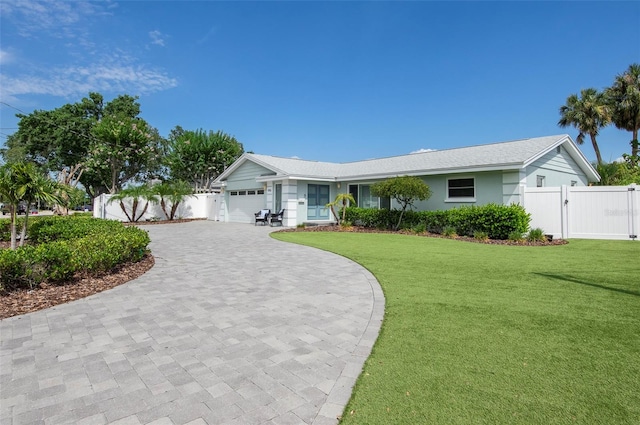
[307,184,330,219]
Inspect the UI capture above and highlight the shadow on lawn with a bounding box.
[535,273,640,297]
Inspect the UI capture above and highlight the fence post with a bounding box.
[630,184,638,241]
[561,185,569,239]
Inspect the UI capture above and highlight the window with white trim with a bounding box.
[447,177,475,199]
[536,175,545,187]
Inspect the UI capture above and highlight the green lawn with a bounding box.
[272,232,640,424]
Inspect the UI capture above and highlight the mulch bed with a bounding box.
[0,255,154,320]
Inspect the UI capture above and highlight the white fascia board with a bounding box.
[257,175,336,183]
[337,164,523,181]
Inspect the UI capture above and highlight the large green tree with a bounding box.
[166,128,244,192]
[606,63,640,163]
[558,88,610,166]
[371,176,432,230]
[1,92,161,196]
[87,115,165,194]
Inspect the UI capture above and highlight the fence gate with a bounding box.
[524,184,638,241]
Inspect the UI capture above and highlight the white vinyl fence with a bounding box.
[523,184,638,240]
[93,193,223,222]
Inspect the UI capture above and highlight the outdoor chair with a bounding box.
[254,209,270,226]
[270,209,285,226]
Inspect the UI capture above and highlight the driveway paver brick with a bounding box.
[1,221,384,424]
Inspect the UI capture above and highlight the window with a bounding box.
[447,178,475,199]
[347,184,389,209]
[230,191,238,196]
[570,181,577,187]
[247,190,256,195]
[536,175,545,187]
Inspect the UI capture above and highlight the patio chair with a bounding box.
[270,209,285,226]
[254,209,270,226]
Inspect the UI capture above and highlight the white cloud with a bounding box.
[149,30,167,47]
[410,148,437,154]
[0,59,178,101]
[0,49,12,65]
[1,0,107,39]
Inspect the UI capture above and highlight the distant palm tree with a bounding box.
[153,180,194,220]
[606,63,640,161]
[0,162,61,249]
[558,88,610,166]
[108,185,158,222]
[16,163,62,247]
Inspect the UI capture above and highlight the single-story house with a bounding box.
[213,134,600,226]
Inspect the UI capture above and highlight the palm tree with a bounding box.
[0,164,25,249]
[558,88,610,166]
[153,180,194,220]
[16,163,62,247]
[108,184,158,222]
[0,162,61,249]
[606,63,640,162]
[326,193,356,225]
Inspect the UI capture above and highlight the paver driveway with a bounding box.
[0,221,384,425]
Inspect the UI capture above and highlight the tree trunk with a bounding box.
[160,198,170,220]
[9,207,17,250]
[170,203,179,220]
[631,129,639,163]
[19,210,29,247]
[119,200,133,222]
[590,133,603,166]
[135,202,149,222]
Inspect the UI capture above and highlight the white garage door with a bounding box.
[228,189,266,223]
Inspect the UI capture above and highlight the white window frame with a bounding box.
[536,175,545,188]
[445,176,476,203]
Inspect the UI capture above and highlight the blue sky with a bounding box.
[1,1,639,164]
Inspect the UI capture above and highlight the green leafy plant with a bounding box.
[442,226,457,238]
[508,230,524,242]
[371,176,432,230]
[473,230,489,241]
[527,227,546,242]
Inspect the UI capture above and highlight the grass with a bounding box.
[271,232,640,424]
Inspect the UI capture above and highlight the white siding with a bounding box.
[526,146,589,187]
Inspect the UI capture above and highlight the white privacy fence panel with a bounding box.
[568,186,636,240]
[524,184,638,241]
[523,187,563,238]
[94,193,223,222]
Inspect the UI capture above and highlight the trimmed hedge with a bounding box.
[345,203,531,240]
[0,217,150,292]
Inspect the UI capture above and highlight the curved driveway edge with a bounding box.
[0,221,384,425]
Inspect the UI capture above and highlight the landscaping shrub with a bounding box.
[473,230,489,241]
[0,217,150,292]
[28,216,123,243]
[345,204,531,240]
[527,227,546,242]
[508,230,525,242]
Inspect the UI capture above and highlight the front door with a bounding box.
[307,184,330,220]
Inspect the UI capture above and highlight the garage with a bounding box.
[227,189,265,223]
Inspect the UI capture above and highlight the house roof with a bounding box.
[216,134,600,183]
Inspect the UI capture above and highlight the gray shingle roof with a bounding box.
[238,135,577,181]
